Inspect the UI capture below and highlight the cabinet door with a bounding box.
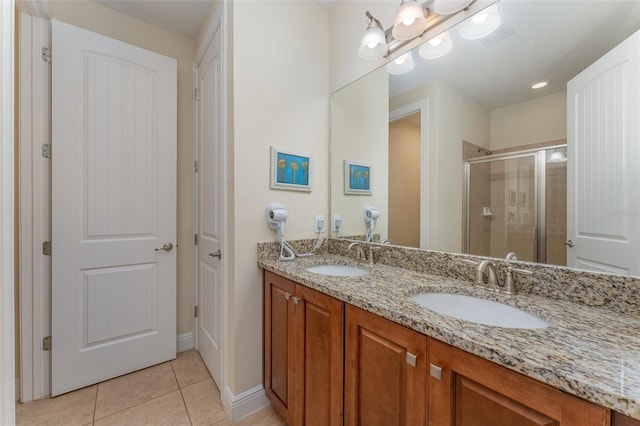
[293,285,344,426]
[264,271,296,423]
[345,305,427,426]
[428,339,610,426]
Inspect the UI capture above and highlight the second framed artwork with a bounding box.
[344,160,372,195]
[270,147,312,192]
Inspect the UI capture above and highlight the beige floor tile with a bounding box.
[171,350,211,388]
[15,385,97,426]
[94,362,178,420]
[233,405,286,426]
[182,378,229,426]
[94,390,190,426]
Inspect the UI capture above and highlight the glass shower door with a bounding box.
[466,154,537,262]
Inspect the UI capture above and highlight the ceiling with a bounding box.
[389,0,640,110]
[91,0,336,40]
[90,0,214,39]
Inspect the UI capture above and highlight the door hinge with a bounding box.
[42,336,51,351]
[41,47,51,63]
[42,241,52,255]
[42,143,51,159]
[194,234,198,245]
[194,160,199,173]
[194,306,199,317]
[194,88,200,101]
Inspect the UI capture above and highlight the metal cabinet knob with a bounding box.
[564,240,575,247]
[154,242,174,252]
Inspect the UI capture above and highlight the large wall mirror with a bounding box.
[330,0,640,274]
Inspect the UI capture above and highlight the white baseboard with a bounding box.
[177,332,194,353]
[15,379,20,401]
[222,385,270,422]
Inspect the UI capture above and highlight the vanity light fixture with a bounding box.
[531,81,549,89]
[386,51,416,74]
[459,3,501,40]
[359,0,476,61]
[392,0,429,40]
[359,11,389,60]
[419,31,453,59]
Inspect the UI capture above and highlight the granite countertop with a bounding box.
[259,254,640,420]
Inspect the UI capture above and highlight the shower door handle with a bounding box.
[564,240,575,248]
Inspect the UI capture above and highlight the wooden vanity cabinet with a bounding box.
[263,271,344,426]
[428,338,610,426]
[344,305,428,426]
[613,412,640,426]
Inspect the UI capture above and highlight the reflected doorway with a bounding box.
[389,112,421,247]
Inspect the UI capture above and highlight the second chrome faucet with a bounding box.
[463,259,532,295]
[348,242,380,265]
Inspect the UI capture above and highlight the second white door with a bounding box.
[195,25,224,387]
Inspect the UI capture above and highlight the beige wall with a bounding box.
[490,91,567,150]
[50,0,196,336]
[229,0,330,394]
[389,117,420,247]
[390,79,490,253]
[330,67,388,240]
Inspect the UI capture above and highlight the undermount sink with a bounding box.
[410,293,548,329]
[306,264,370,277]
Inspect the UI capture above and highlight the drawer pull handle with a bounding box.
[406,352,417,367]
[430,364,442,380]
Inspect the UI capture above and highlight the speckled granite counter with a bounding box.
[258,243,640,420]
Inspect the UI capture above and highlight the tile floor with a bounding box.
[15,350,286,426]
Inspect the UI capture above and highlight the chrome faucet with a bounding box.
[475,260,500,291]
[348,242,365,262]
[348,242,380,265]
[505,252,519,261]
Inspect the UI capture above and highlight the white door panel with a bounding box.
[52,20,177,396]
[567,29,640,275]
[196,26,223,386]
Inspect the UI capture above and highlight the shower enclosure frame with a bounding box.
[463,144,567,264]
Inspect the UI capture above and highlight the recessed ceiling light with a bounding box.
[531,81,548,89]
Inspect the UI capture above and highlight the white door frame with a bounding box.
[389,100,429,249]
[193,2,230,417]
[1,0,16,421]
[17,10,52,402]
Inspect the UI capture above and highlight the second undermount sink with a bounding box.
[306,264,370,277]
[410,293,548,329]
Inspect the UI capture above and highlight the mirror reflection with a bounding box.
[330,0,640,273]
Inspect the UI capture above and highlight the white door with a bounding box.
[195,26,223,386]
[567,30,640,275]
[51,20,177,396]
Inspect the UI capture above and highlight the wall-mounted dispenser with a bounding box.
[363,205,380,242]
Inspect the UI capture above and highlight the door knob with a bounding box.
[208,249,222,259]
[564,240,575,247]
[154,242,174,252]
